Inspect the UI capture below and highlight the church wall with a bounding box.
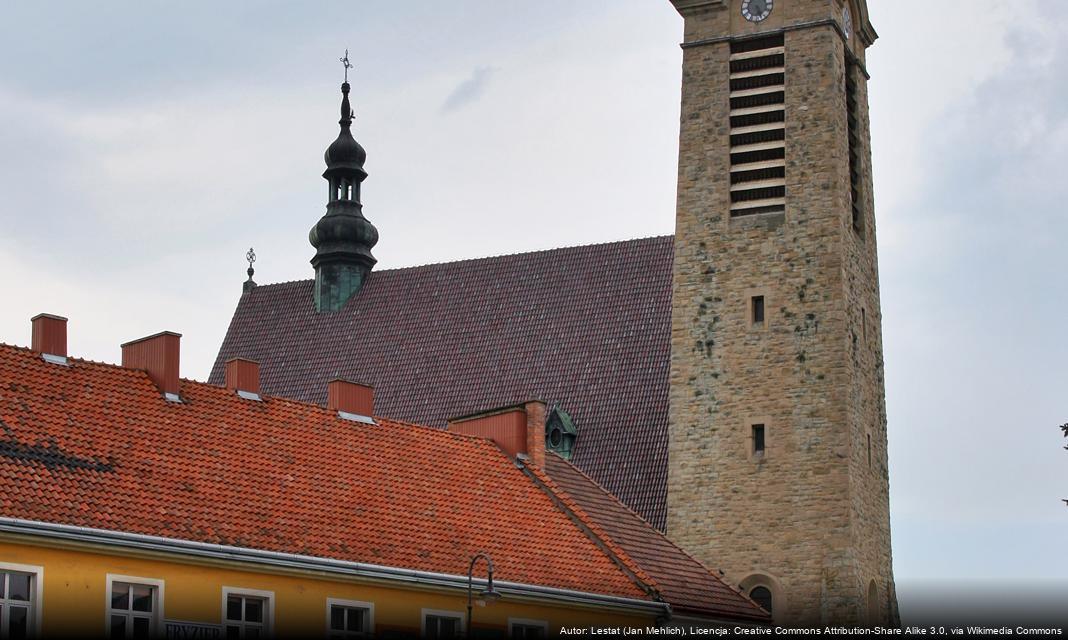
[841,38,898,625]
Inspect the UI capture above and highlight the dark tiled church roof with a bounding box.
[210,236,674,529]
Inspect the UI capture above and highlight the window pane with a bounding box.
[7,573,30,601]
[133,616,151,639]
[347,608,364,632]
[750,586,773,613]
[226,595,242,621]
[131,585,153,612]
[513,625,544,640]
[244,598,263,623]
[226,625,240,639]
[330,605,345,630]
[10,606,29,640]
[752,296,765,324]
[112,582,131,610]
[0,572,6,598]
[442,617,458,637]
[426,617,441,640]
[246,627,260,640]
[111,615,127,640]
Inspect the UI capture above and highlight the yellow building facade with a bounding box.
[1,528,657,638]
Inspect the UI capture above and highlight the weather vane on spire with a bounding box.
[340,49,353,83]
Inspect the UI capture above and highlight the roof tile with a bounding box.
[0,344,645,599]
[544,454,770,621]
[210,236,674,529]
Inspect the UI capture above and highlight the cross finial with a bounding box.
[243,247,258,293]
[340,49,353,83]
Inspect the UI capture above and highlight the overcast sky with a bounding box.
[1,0,1065,616]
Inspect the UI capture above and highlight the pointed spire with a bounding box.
[309,52,378,313]
[338,50,355,128]
[340,49,353,83]
[340,82,353,129]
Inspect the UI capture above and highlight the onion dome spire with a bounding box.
[309,51,379,313]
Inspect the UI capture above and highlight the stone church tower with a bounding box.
[665,0,897,625]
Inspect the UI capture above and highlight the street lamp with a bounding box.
[467,552,501,639]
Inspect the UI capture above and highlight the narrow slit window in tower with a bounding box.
[867,433,872,467]
[846,62,863,235]
[751,295,765,326]
[752,424,766,456]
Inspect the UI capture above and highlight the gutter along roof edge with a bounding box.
[0,517,669,616]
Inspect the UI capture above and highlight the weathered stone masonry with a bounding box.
[665,0,896,625]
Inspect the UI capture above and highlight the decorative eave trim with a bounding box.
[859,22,878,48]
[0,517,668,616]
[680,19,871,79]
[853,0,879,46]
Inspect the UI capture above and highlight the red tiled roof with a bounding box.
[0,343,647,599]
[210,236,674,529]
[543,454,771,622]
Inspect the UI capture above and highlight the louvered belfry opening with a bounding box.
[846,61,863,235]
[728,33,786,218]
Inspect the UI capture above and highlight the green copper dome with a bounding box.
[310,81,378,313]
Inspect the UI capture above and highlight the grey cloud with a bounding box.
[880,4,1068,580]
[440,67,498,114]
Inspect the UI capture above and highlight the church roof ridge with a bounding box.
[245,234,676,292]
[378,234,674,274]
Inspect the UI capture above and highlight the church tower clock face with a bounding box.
[741,0,773,22]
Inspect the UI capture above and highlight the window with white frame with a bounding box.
[106,576,163,640]
[0,564,42,640]
[509,618,548,639]
[223,588,273,639]
[421,609,463,639]
[327,598,372,638]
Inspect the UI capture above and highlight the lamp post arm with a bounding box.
[467,552,495,640]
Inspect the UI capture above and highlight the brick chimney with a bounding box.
[523,401,546,468]
[327,378,374,421]
[121,332,182,401]
[225,358,261,399]
[31,314,68,364]
[448,401,546,467]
